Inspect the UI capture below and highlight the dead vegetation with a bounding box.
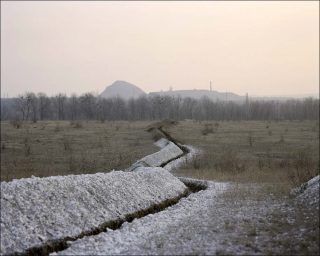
[169,120,319,189]
[289,150,319,186]
[10,119,23,129]
[1,121,158,181]
[168,120,319,255]
[69,120,83,129]
[201,123,215,135]
[2,120,318,186]
[218,183,319,255]
[1,119,318,254]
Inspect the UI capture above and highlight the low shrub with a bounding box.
[201,123,214,136]
[288,150,319,186]
[70,120,83,128]
[10,119,22,129]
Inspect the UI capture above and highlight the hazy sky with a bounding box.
[1,1,319,97]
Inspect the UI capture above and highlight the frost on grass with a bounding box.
[0,168,187,255]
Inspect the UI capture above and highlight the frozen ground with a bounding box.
[1,132,319,255]
[53,177,319,255]
[0,168,187,255]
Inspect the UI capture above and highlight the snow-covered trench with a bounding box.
[127,125,201,172]
[0,126,202,256]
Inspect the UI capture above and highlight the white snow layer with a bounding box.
[140,141,183,167]
[127,141,183,171]
[0,168,187,255]
[53,176,320,255]
[163,144,201,172]
[53,179,229,255]
[295,175,319,208]
[154,138,169,149]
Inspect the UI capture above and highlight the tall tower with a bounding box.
[210,81,212,91]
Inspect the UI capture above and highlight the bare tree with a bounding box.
[79,93,96,119]
[14,93,33,120]
[96,97,107,122]
[135,96,150,120]
[53,93,67,120]
[4,92,320,122]
[27,92,38,123]
[38,93,51,120]
[69,94,79,120]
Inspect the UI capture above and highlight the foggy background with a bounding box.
[1,1,319,97]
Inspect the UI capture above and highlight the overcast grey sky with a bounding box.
[1,1,319,97]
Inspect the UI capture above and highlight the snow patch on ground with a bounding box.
[294,175,319,208]
[154,138,169,149]
[3,131,318,255]
[127,141,183,171]
[0,168,187,255]
[140,142,183,167]
[164,144,201,172]
[53,180,229,255]
[54,179,319,255]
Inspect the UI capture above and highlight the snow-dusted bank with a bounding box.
[127,138,184,171]
[163,144,201,172]
[53,175,320,255]
[1,125,199,255]
[53,178,228,255]
[293,175,319,208]
[141,141,183,167]
[2,122,319,255]
[126,137,200,172]
[0,168,188,255]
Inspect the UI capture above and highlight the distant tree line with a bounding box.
[1,92,319,122]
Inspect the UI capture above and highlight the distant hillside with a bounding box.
[149,90,245,102]
[99,80,318,102]
[100,80,146,100]
[149,90,319,102]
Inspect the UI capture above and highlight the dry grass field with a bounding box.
[1,119,319,254]
[2,119,318,187]
[165,120,319,254]
[0,120,157,181]
[166,120,319,189]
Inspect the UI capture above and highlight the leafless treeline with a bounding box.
[1,92,319,122]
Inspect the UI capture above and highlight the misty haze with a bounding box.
[1,1,319,256]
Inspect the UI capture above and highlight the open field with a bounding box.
[0,121,157,181]
[166,120,319,188]
[1,119,319,254]
[164,120,319,254]
[1,120,319,185]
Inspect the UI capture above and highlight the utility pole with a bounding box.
[210,81,212,92]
